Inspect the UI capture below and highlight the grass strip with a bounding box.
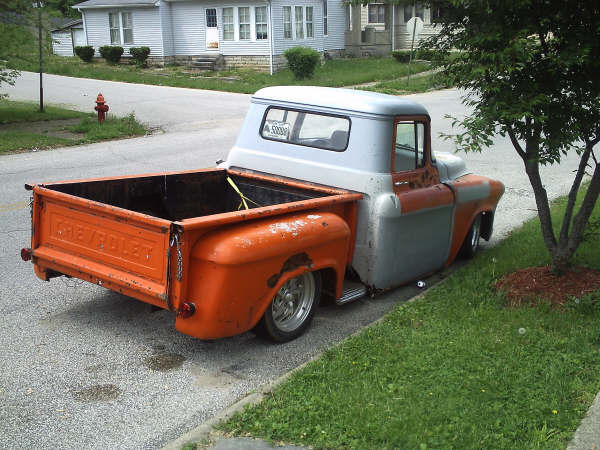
[362,72,453,95]
[8,55,431,94]
[0,100,88,124]
[68,113,147,142]
[0,101,147,153]
[218,192,600,449]
[0,131,72,153]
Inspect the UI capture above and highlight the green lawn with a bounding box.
[0,131,72,152]
[218,192,600,449]
[0,100,147,153]
[362,72,453,95]
[0,100,88,124]
[8,54,432,94]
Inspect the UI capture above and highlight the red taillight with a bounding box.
[178,302,196,318]
[21,248,32,262]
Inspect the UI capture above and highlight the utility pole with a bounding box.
[37,0,44,112]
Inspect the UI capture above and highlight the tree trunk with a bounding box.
[523,154,557,254]
[550,143,600,274]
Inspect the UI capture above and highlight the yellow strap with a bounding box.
[227,177,251,210]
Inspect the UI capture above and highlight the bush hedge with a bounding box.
[283,46,320,80]
[392,48,437,63]
[129,46,151,68]
[392,50,411,63]
[99,46,124,64]
[74,46,95,62]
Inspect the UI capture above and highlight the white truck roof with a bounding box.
[252,86,430,118]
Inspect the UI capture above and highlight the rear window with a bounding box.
[260,107,350,151]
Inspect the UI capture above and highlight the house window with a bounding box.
[404,4,424,22]
[305,6,313,38]
[431,7,444,22]
[283,6,292,39]
[415,5,424,20]
[368,4,385,23]
[238,7,250,40]
[255,6,268,40]
[109,12,120,44]
[295,6,304,39]
[205,8,217,27]
[323,0,327,35]
[121,12,133,44]
[109,12,133,45]
[223,7,234,40]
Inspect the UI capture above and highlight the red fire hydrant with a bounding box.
[94,93,109,123]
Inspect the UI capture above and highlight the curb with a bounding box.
[568,389,600,450]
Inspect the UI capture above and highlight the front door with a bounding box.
[205,8,219,51]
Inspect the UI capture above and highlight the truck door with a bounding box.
[388,116,455,281]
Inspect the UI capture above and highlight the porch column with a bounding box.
[351,4,361,45]
[384,3,392,30]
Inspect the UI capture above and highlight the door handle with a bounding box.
[394,181,409,186]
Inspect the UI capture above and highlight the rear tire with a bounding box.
[460,214,482,259]
[254,271,322,343]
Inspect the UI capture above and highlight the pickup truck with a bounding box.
[21,86,504,342]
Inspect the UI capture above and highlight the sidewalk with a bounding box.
[568,390,600,449]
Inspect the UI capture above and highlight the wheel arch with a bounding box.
[176,212,351,339]
[480,210,495,241]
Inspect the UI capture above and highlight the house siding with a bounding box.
[169,1,203,55]
[271,0,324,55]
[83,7,164,57]
[160,1,174,56]
[52,31,74,56]
[323,0,345,51]
[169,1,271,56]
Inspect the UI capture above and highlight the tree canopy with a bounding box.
[384,0,600,272]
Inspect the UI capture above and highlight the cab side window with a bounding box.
[394,122,425,172]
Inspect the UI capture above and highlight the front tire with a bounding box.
[255,271,322,343]
[460,214,482,259]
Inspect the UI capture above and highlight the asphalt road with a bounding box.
[0,73,581,449]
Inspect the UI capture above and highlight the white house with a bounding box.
[70,0,439,71]
[51,18,85,56]
[73,0,347,72]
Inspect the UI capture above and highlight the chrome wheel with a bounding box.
[271,272,316,333]
[253,270,322,342]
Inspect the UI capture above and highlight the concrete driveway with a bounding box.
[0,73,581,449]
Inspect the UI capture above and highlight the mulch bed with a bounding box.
[495,265,600,307]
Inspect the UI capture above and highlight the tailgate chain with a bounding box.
[170,231,183,281]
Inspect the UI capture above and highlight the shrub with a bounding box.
[416,48,437,61]
[392,50,412,63]
[129,46,151,68]
[283,46,320,80]
[74,46,95,62]
[99,46,124,64]
[392,49,438,63]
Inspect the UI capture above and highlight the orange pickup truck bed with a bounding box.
[26,168,361,339]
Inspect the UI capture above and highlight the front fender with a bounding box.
[446,174,505,265]
[175,211,350,339]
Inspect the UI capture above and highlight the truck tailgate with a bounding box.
[31,186,172,306]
